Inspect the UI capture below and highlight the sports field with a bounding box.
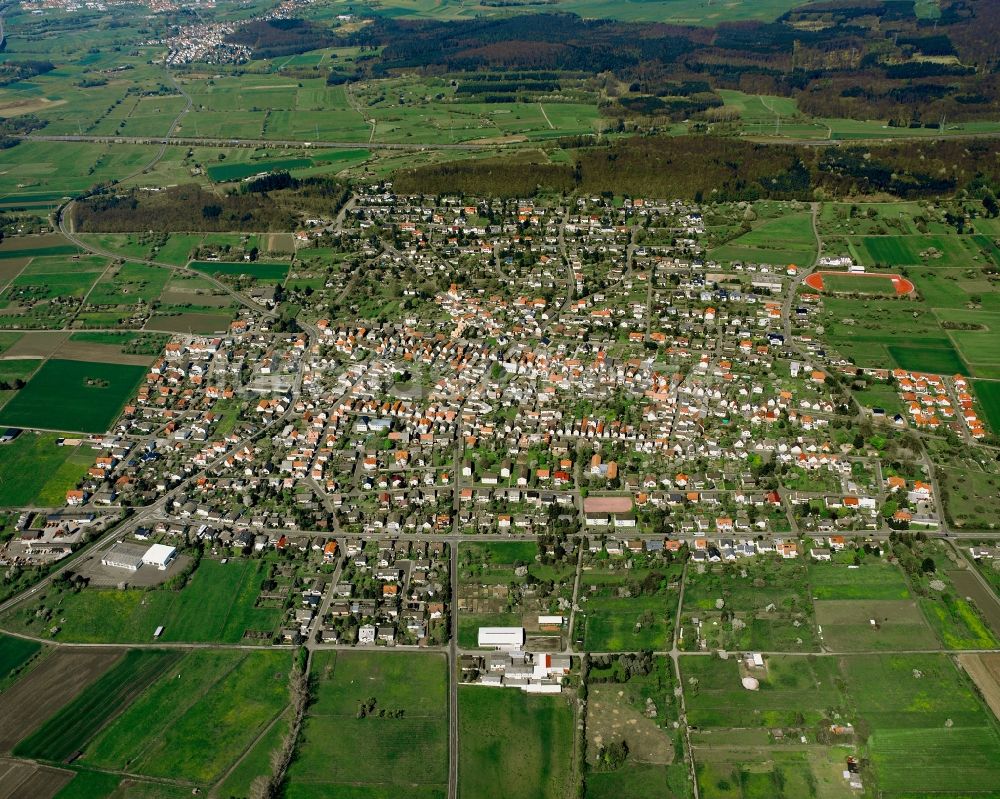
[0,359,147,433]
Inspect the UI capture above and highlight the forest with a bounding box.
[391,136,1000,200]
[343,0,1000,124]
[229,18,337,60]
[70,178,350,233]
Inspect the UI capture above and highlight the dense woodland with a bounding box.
[392,137,1000,200]
[343,0,1000,125]
[70,178,350,233]
[229,18,336,60]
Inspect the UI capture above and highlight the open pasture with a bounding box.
[808,559,911,601]
[708,212,816,267]
[0,431,95,507]
[286,650,448,798]
[814,599,939,651]
[459,684,575,799]
[0,359,147,433]
[82,649,291,785]
[851,234,977,269]
[2,557,282,644]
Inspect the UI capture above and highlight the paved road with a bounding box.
[28,134,513,152]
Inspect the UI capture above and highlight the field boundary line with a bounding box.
[208,703,291,797]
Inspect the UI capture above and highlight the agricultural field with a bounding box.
[809,556,939,652]
[0,647,123,751]
[458,541,575,650]
[847,653,1000,796]
[679,557,818,653]
[0,558,284,643]
[817,298,970,376]
[206,149,370,182]
[189,260,290,281]
[0,634,42,690]
[459,685,575,799]
[708,210,816,267]
[14,649,182,763]
[81,649,292,785]
[974,380,1000,436]
[578,562,681,652]
[0,432,96,507]
[321,0,879,24]
[0,359,146,433]
[0,141,158,201]
[893,539,999,650]
[285,650,448,799]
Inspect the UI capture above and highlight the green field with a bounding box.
[682,655,845,729]
[285,650,448,799]
[207,157,313,182]
[973,380,1000,435]
[83,649,292,785]
[0,359,147,433]
[2,558,283,643]
[0,634,42,686]
[579,567,680,651]
[459,685,575,799]
[189,261,290,281]
[821,273,899,296]
[0,432,95,507]
[14,649,182,762]
[709,212,816,267]
[808,560,911,601]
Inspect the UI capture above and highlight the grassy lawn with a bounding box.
[15,649,182,762]
[285,651,448,798]
[83,649,291,785]
[459,685,575,799]
[0,359,147,433]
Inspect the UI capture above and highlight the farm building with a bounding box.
[102,542,147,572]
[142,544,177,570]
[478,626,525,649]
